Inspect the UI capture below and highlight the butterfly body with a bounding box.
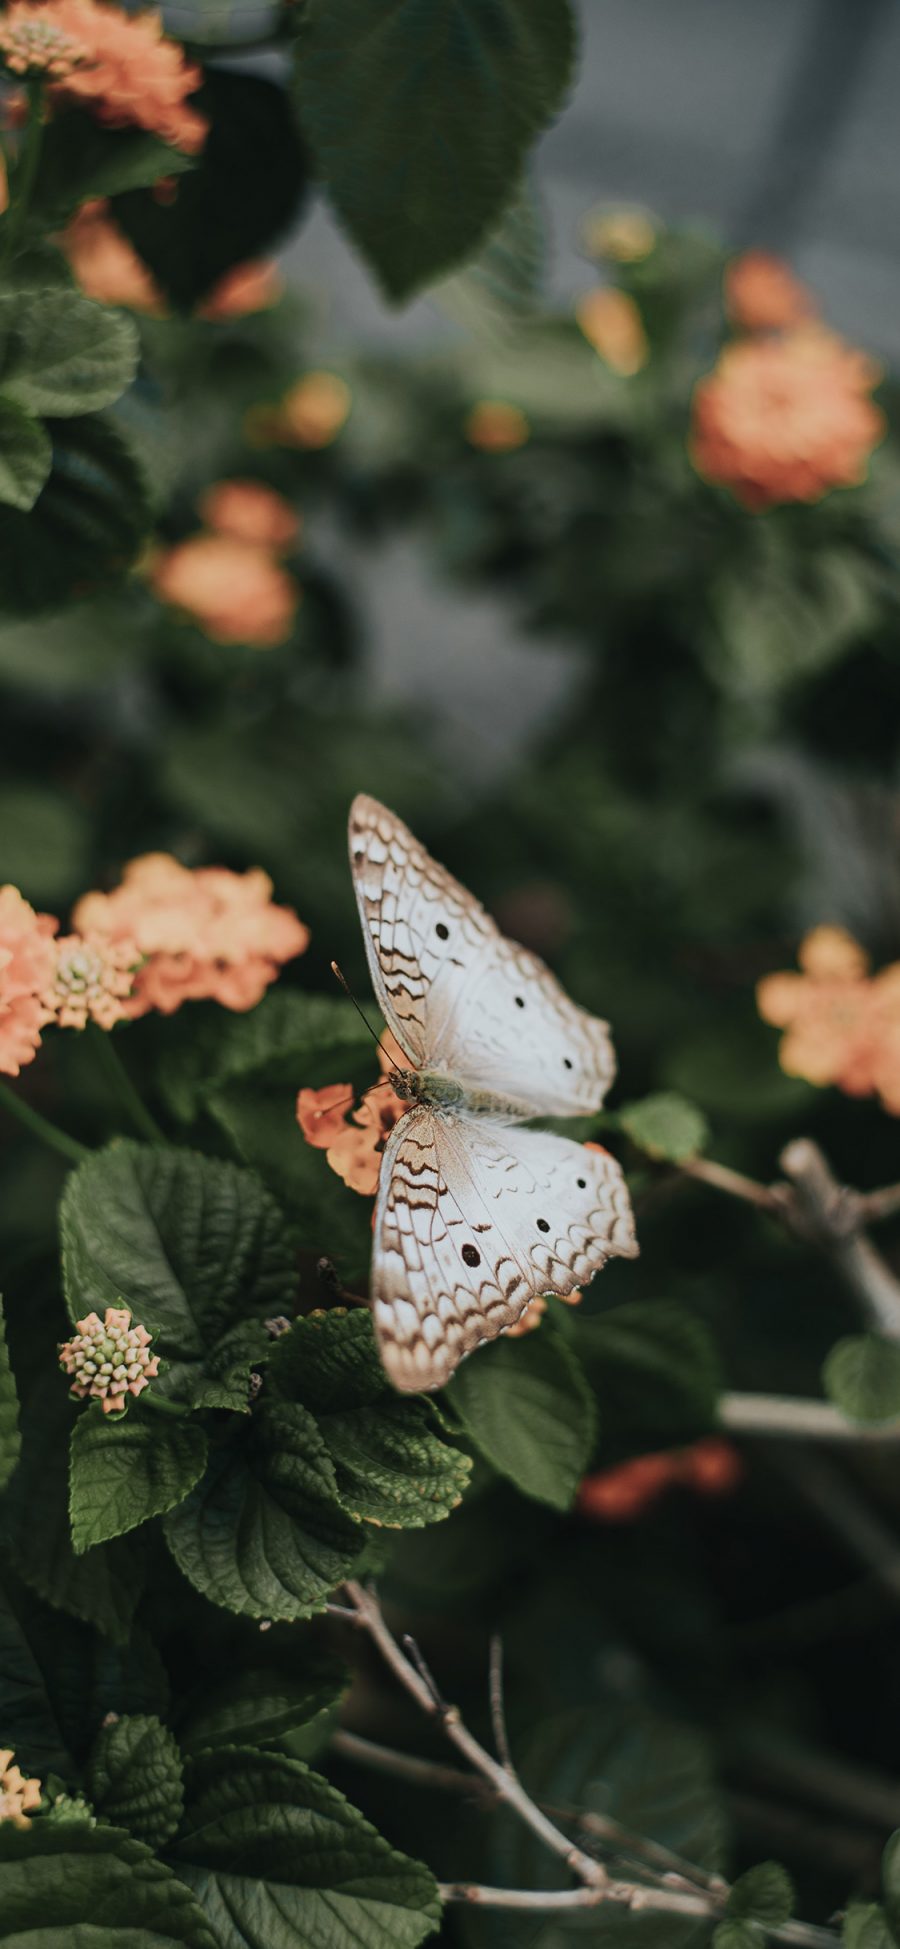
[350,795,638,1393]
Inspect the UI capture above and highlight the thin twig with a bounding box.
[679,1154,785,1213]
[720,1392,900,1442]
[780,1140,900,1340]
[342,1581,606,1888]
[340,1582,839,1945]
[488,1635,514,1773]
[331,1730,487,1799]
[0,1078,87,1165]
[858,1182,900,1226]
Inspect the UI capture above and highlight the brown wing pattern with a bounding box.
[372,1107,637,1393]
[349,795,614,1116]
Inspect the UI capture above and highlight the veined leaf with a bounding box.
[0,397,51,511]
[179,1663,347,1756]
[0,287,138,418]
[0,412,150,617]
[447,1327,595,1511]
[69,1411,208,1554]
[0,1822,217,1946]
[86,1713,185,1850]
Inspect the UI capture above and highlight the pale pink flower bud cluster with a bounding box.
[0,1750,41,1829]
[59,1306,160,1414]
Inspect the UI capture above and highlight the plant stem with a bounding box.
[720,1391,900,1442]
[780,1139,900,1339]
[89,1027,165,1145]
[4,80,45,259]
[679,1153,785,1213]
[0,1078,87,1165]
[338,1583,839,1946]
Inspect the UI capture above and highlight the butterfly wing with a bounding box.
[349,795,614,1116]
[372,1106,637,1392]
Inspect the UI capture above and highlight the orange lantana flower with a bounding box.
[59,200,168,314]
[74,854,309,1018]
[690,326,885,510]
[577,1437,742,1523]
[724,250,816,334]
[757,926,900,1112]
[0,1750,41,1830]
[464,400,530,452]
[9,0,209,153]
[199,480,299,554]
[576,289,648,375]
[297,1032,408,1197]
[0,886,57,1076]
[149,533,299,648]
[252,371,351,450]
[198,259,283,320]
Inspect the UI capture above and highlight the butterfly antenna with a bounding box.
[330,961,399,1070]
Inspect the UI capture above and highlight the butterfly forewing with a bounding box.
[372,1108,637,1393]
[349,794,615,1116]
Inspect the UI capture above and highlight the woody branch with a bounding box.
[333,1582,839,1947]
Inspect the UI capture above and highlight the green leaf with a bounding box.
[33,112,195,219]
[0,1821,217,1946]
[13,1588,170,1769]
[844,1904,896,1948]
[0,396,51,511]
[69,1410,208,1553]
[575,1301,720,1450]
[713,1926,761,1949]
[86,1712,184,1850]
[271,1310,471,1526]
[115,69,309,310]
[447,1327,595,1511]
[3,1374,143,1642]
[726,1862,793,1925]
[618,1091,710,1163]
[0,596,124,696]
[882,1830,900,1940]
[0,1577,71,1776]
[60,1140,296,1403]
[0,782,90,907]
[164,1402,362,1620]
[823,1335,900,1425]
[171,1745,441,1948]
[0,287,138,417]
[158,990,374,1123]
[0,1297,20,1492]
[179,1664,347,1756]
[0,412,150,617]
[434,176,544,337]
[293,0,577,301]
[707,540,875,700]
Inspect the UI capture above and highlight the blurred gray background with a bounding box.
[283,0,900,771]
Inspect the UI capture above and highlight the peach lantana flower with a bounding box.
[757,925,900,1113]
[0,1751,41,1829]
[198,259,283,320]
[0,886,57,1077]
[149,533,299,648]
[690,327,885,510]
[0,3,88,79]
[297,1031,408,1197]
[464,400,530,453]
[74,854,309,1018]
[576,288,649,375]
[577,1437,742,1523]
[59,1305,160,1413]
[59,200,168,315]
[198,480,299,554]
[20,0,208,153]
[724,250,816,334]
[251,371,352,450]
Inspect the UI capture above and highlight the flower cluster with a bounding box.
[0,886,57,1076]
[44,933,137,1030]
[0,1750,41,1829]
[248,371,352,450]
[690,249,884,509]
[75,853,309,1016]
[576,288,648,376]
[577,1437,741,1522]
[297,1031,408,1196]
[59,1306,159,1413]
[0,0,207,151]
[149,479,301,648]
[757,925,900,1113]
[59,199,281,322]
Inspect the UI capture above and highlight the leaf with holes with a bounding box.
[170,1746,441,1949]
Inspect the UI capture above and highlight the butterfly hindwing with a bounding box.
[372,1108,637,1392]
